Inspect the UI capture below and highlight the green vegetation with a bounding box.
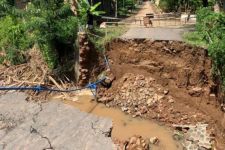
[0,16,31,65]
[0,0,125,69]
[0,1,30,65]
[196,8,225,85]
[25,0,78,69]
[117,0,138,16]
[78,1,105,27]
[0,0,78,69]
[183,32,208,47]
[158,0,215,12]
[88,26,128,52]
[185,7,225,86]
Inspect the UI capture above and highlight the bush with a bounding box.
[159,0,179,12]
[0,16,31,65]
[196,8,225,86]
[0,0,79,69]
[158,0,214,12]
[183,31,207,47]
[25,0,78,69]
[184,8,225,87]
[88,26,128,52]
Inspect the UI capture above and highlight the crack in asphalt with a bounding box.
[30,126,54,150]
[32,102,43,123]
[30,103,53,150]
[91,120,112,137]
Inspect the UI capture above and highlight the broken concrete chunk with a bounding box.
[149,137,159,145]
[173,124,212,150]
[188,87,203,97]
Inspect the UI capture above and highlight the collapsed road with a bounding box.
[1,38,225,150]
[0,92,115,150]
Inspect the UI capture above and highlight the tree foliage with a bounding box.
[117,0,137,16]
[159,0,215,12]
[196,8,225,85]
[77,0,105,27]
[0,0,107,69]
[25,0,78,69]
[0,0,78,69]
[0,0,31,65]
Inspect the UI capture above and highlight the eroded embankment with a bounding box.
[98,39,225,149]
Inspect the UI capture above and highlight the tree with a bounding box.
[23,0,78,69]
[0,0,79,68]
[77,0,104,27]
[158,0,215,12]
[202,0,208,7]
[196,8,225,85]
[0,0,30,65]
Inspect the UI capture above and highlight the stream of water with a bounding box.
[56,91,182,150]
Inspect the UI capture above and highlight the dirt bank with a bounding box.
[98,39,225,149]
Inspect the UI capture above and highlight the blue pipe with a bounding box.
[0,78,106,93]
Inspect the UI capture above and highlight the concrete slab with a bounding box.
[121,27,189,41]
[0,92,115,150]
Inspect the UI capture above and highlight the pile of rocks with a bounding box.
[103,73,172,118]
[125,136,149,150]
[98,73,207,125]
[114,135,160,150]
[173,124,212,150]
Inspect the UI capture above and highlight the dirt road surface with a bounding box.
[134,1,160,18]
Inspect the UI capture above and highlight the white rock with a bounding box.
[121,107,128,112]
[99,22,106,28]
[164,90,169,95]
[149,137,159,144]
[168,98,175,103]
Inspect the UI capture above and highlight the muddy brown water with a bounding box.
[54,91,182,150]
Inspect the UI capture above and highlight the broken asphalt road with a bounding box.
[0,92,115,150]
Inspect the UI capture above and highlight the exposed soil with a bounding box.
[1,37,225,149]
[98,39,225,149]
[78,32,100,86]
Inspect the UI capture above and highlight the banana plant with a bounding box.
[78,0,105,27]
[89,2,105,16]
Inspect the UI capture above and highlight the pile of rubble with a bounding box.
[114,135,160,150]
[99,73,172,117]
[98,73,206,125]
[173,124,213,150]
